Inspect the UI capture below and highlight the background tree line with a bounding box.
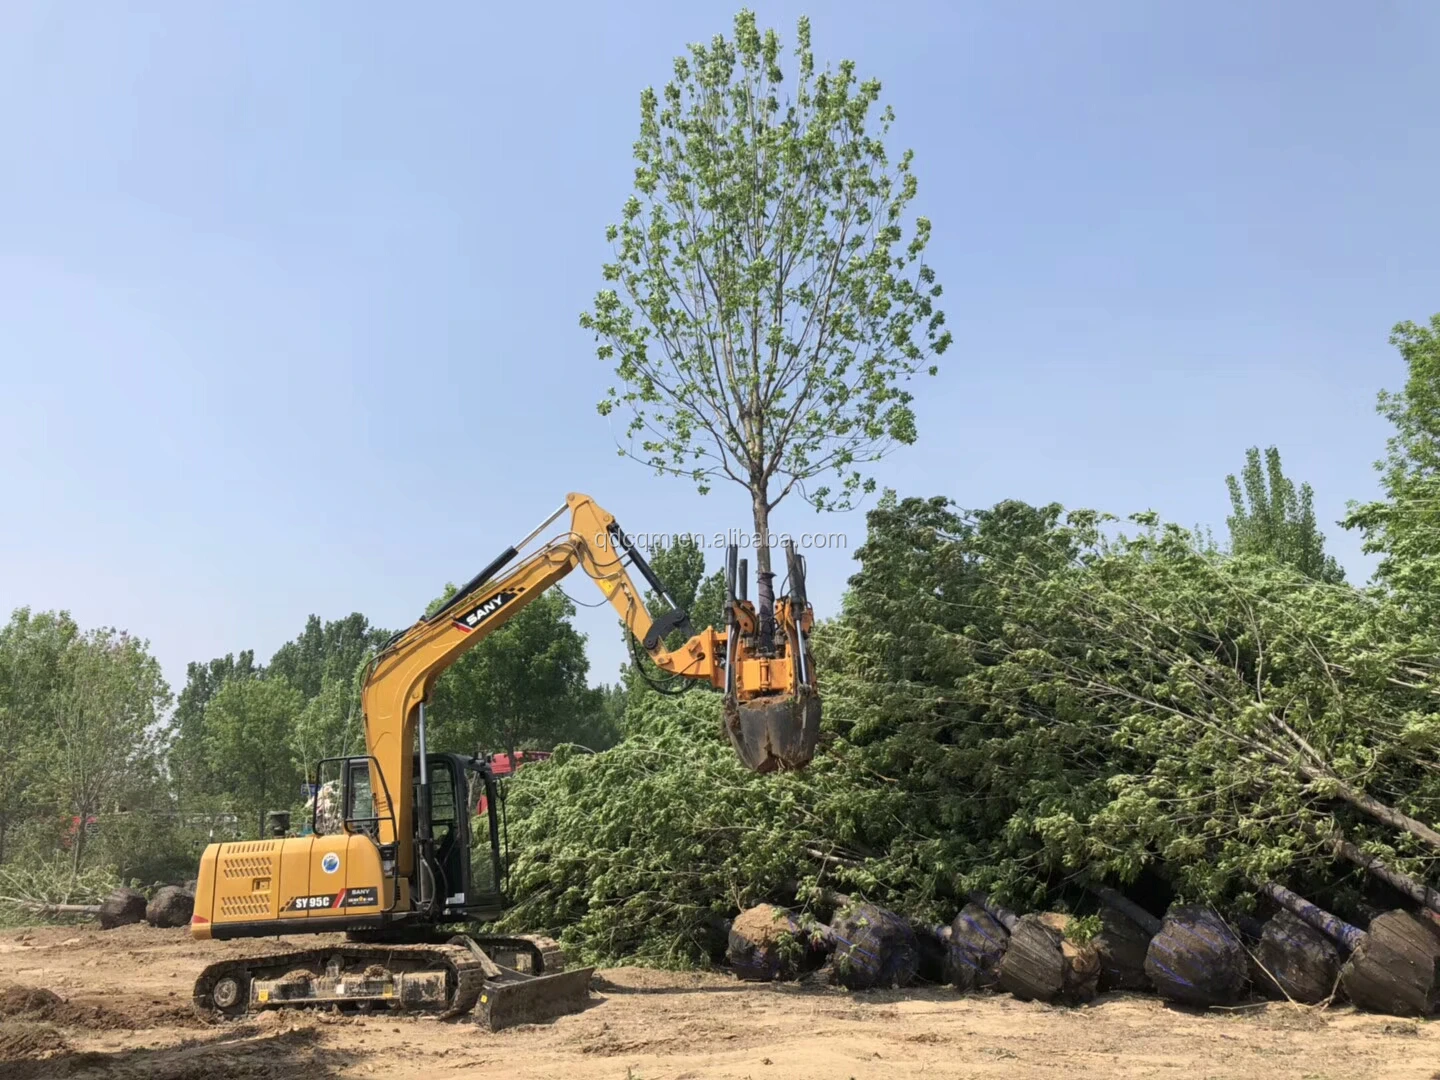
[0,585,619,899]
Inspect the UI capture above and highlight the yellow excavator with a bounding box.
[189,493,820,1028]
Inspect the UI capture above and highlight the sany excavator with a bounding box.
[189,493,820,1028]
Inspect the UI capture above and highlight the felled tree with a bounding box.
[583,10,950,629]
[820,492,1440,905]
[497,693,819,966]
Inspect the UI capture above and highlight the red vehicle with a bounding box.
[61,814,101,848]
[475,750,552,815]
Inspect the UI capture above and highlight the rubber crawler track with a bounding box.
[192,942,487,1020]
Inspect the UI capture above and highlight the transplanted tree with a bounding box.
[1226,445,1345,583]
[583,9,950,629]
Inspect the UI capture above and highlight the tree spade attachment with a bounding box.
[724,689,821,774]
[721,540,821,772]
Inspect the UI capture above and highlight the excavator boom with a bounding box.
[362,493,818,886]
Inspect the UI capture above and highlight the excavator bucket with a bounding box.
[473,966,595,1030]
[725,685,821,773]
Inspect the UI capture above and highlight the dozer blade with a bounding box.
[474,966,594,1030]
[725,686,821,773]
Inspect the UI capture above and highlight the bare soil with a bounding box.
[1,923,1437,1079]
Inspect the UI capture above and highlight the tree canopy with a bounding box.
[584,9,950,621]
[1346,314,1440,609]
[426,586,616,756]
[1226,445,1345,583]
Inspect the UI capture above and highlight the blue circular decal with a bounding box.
[321,852,341,874]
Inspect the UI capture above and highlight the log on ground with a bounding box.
[829,903,919,990]
[1253,910,1342,1005]
[1144,904,1248,1007]
[1340,910,1440,1017]
[997,913,1099,1004]
[945,902,1009,992]
[145,885,195,929]
[97,887,147,930]
[727,904,825,981]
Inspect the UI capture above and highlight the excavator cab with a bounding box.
[325,751,506,921]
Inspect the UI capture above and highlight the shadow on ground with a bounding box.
[1,1024,362,1080]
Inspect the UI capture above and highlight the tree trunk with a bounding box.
[1326,833,1440,915]
[24,902,102,917]
[70,812,85,877]
[750,484,775,644]
[1089,887,1162,936]
[1259,881,1366,952]
[1304,766,1440,852]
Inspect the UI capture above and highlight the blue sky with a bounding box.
[2,2,1437,703]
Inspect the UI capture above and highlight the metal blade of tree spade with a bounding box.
[472,967,594,1031]
[726,686,821,773]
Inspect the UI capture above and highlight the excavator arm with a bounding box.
[360,493,820,893]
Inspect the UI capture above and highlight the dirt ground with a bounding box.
[1,924,1437,1080]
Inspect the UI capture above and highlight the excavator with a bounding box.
[189,493,820,1028]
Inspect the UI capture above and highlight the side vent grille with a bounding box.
[219,894,272,917]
